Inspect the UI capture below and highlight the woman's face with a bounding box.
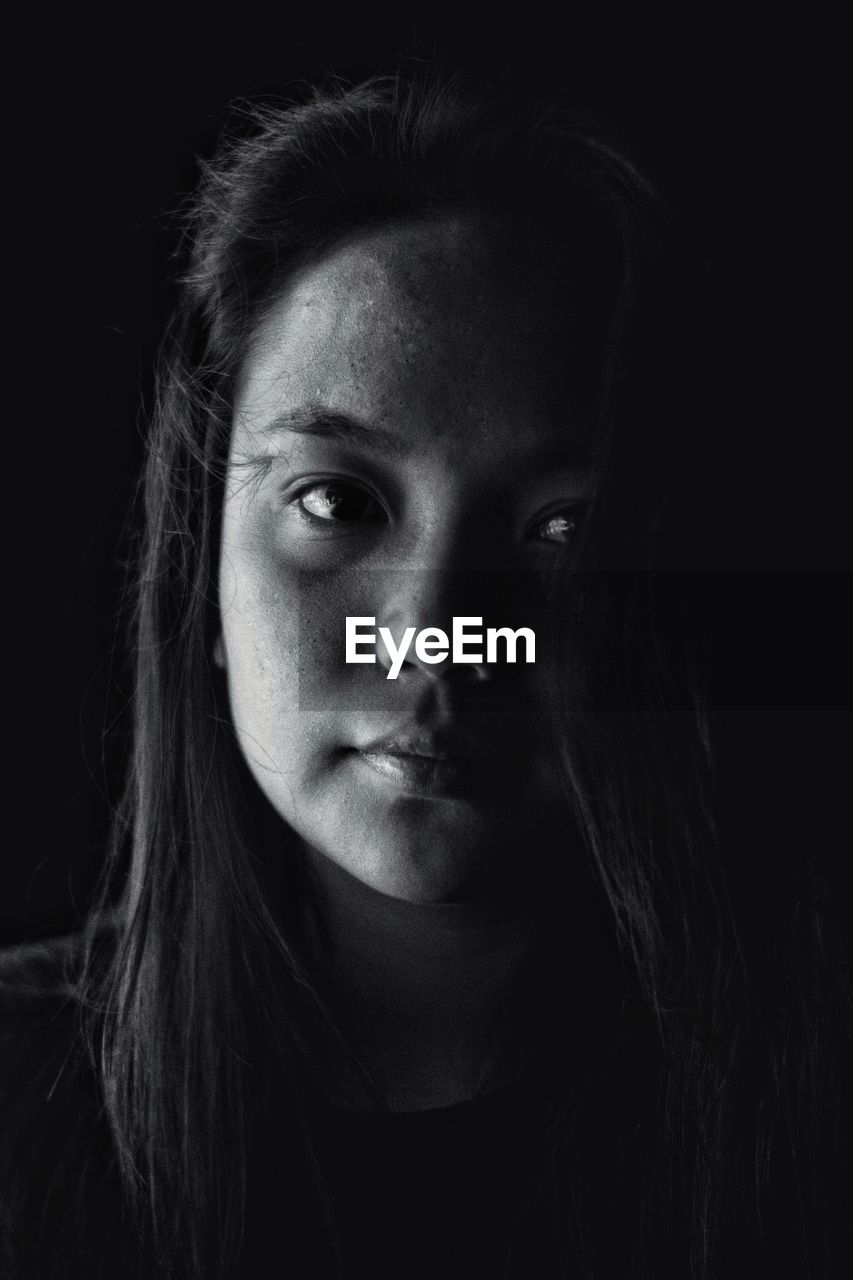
[216,214,597,902]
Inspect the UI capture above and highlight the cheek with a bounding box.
[218,528,300,728]
[218,532,369,727]
[295,569,385,711]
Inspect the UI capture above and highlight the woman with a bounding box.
[2,66,849,1278]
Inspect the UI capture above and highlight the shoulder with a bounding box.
[0,912,120,1017]
[0,928,127,1277]
[1,930,86,1007]
[0,930,93,1086]
[1,919,122,1117]
[0,929,102,1093]
[0,929,100,1177]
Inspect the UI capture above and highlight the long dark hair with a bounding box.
[75,67,850,1278]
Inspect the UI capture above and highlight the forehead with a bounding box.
[232,215,592,456]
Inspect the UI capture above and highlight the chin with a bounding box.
[351,846,481,905]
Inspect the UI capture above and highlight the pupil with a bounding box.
[321,483,364,519]
[324,485,344,512]
[545,513,576,540]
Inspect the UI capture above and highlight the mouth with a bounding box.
[358,727,501,763]
[354,747,493,796]
[350,715,525,797]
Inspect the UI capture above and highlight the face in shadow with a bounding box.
[216,213,597,902]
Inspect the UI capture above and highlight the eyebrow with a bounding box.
[255,405,593,469]
[258,408,411,457]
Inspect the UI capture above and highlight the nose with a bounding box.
[369,495,544,683]
[374,567,490,681]
[373,545,535,683]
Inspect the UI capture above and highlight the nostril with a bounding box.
[441,660,492,682]
[380,626,499,683]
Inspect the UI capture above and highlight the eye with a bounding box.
[295,480,385,529]
[534,506,585,546]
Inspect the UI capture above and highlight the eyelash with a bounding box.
[291,479,585,546]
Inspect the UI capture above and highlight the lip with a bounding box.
[352,721,515,797]
[355,748,493,796]
[357,726,501,762]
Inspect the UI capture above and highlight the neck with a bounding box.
[297,849,544,1112]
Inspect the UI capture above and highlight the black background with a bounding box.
[5,14,849,943]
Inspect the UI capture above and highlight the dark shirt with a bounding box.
[0,926,575,1278]
[246,1071,568,1279]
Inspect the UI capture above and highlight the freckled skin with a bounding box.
[216,215,594,902]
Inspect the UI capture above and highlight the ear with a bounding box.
[212,633,226,670]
